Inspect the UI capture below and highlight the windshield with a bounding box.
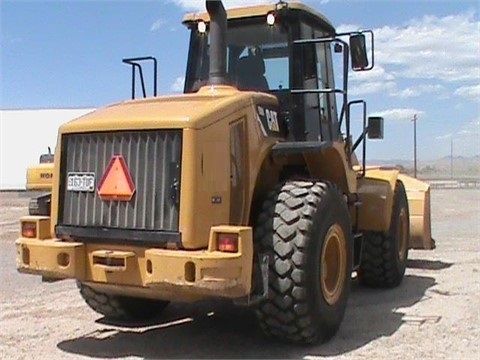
[185,21,289,93]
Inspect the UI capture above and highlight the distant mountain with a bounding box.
[367,155,480,179]
[368,159,412,167]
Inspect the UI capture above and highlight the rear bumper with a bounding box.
[16,221,253,299]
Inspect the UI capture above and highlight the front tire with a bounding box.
[359,180,410,288]
[77,282,169,321]
[254,181,352,344]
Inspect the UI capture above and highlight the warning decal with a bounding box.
[97,155,136,201]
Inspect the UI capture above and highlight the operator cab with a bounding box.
[183,2,343,143]
[39,147,54,164]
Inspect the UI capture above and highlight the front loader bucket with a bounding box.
[398,174,434,249]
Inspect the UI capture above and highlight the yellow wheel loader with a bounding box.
[25,147,54,191]
[16,1,433,344]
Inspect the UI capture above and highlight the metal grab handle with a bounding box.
[92,250,135,272]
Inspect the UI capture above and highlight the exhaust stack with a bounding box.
[206,0,227,85]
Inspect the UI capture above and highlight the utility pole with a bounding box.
[450,138,453,179]
[413,114,417,178]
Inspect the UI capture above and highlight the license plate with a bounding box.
[67,172,95,192]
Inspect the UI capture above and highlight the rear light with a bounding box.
[217,233,238,253]
[22,222,37,238]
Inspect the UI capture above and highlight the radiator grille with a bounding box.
[58,130,182,234]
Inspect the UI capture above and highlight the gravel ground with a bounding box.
[1,189,479,359]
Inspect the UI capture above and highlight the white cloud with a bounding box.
[392,87,417,99]
[392,84,446,99]
[343,10,480,96]
[349,65,397,95]
[435,133,452,140]
[373,11,480,83]
[454,84,480,101]
[457,117,480,137]
[350,81,396,96]
[170,76,185,92]
[150,19,167,32]
[370,108,425,122]
[349,65,395,82]
[336,24,362,34]
[433,118,479,143]
[0,35,23,45]
[454,117,480,156]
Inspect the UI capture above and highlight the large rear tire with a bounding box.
[254,181,352,344]
[77,282,169,320]
[359,180,410,288]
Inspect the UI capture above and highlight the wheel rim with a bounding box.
[398,208,408,261]
[321,224,347,306]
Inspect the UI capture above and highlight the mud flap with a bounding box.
[233,254,269,306]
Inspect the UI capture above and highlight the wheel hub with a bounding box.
[321,224,347,306]
[398,208,408,261]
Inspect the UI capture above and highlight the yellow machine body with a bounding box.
[25,163,54,191]
[16,2,433,306]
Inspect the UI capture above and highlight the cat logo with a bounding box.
[265,109,279,132]
[257,106,280,134]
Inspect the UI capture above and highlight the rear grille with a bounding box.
[58,130,182,240]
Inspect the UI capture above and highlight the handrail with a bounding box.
[292,36,351,164]
[122,56,158,100]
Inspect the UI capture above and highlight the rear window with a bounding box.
[39,154,54,163]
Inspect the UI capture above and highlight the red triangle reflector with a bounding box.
[97,155,136,201]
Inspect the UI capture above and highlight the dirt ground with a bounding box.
[1,189,479,360]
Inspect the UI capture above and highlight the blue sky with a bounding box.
[1,0,479,161]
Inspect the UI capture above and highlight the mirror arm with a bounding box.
[352,128,367,153]
[348,99,367,177]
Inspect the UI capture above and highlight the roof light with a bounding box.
[267,12,276,26]
[197,20,207,33]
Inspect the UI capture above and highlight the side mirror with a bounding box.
[350,34,368,70]
[367,116,384,139]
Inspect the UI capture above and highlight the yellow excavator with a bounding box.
[25,147,54,191]
[16,0,433,345]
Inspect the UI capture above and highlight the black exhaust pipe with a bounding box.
[206,0,227,85]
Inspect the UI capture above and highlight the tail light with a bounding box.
[22,222,37,238]
[217,233,238,253]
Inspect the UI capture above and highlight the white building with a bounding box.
[0,108,95,190]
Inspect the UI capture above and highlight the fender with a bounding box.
[271,140,357,194]
[356,168,398,232]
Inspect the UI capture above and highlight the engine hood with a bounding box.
[58,86,275,135]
